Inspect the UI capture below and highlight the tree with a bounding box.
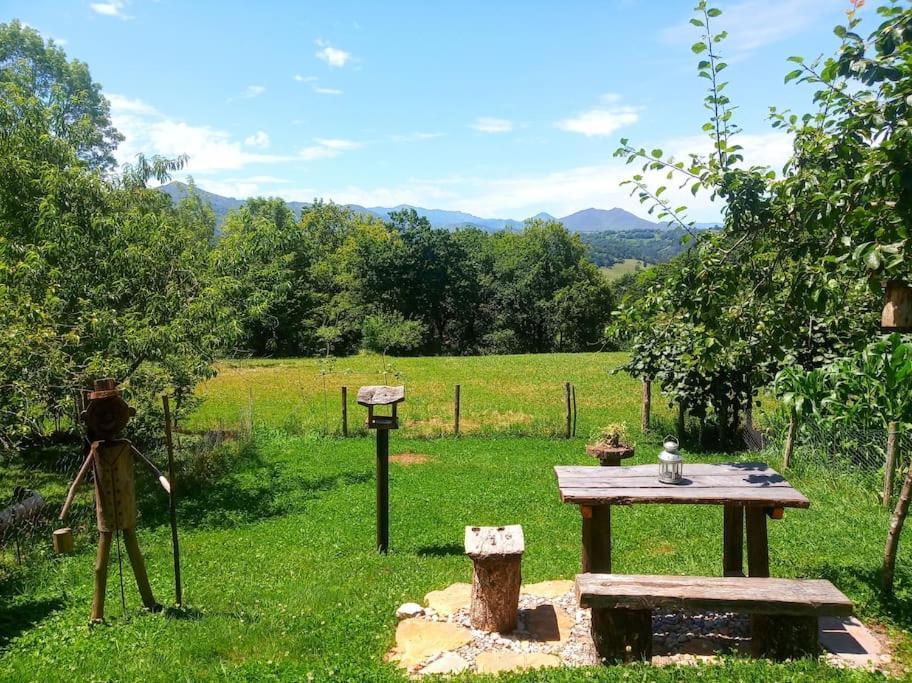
[0,20,122,170]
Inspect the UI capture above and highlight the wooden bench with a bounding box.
[576,573,854,662]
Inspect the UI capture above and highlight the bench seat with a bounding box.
[576,573,853,662]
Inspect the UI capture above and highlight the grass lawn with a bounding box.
[1,353,911,681]
[599,259,645,281]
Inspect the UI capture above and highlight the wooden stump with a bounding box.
[465,525,524,633]
[590,607,652,663]
[586,444,634,467]
[751,614,819,660]
[53,527,74,554]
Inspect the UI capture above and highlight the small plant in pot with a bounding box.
[587,423,635,466]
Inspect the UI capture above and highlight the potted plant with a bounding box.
[586,423,635,467]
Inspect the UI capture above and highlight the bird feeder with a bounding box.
[358,385,405,553]
[882,280,912,332]
[658,436,683,484]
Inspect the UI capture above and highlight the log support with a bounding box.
[581,505,611,573]
[751,614,819,660]
[590,607,652,663]
[746,507,770,578]
[722,505,743,577]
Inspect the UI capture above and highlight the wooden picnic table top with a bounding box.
[554,462,810,508]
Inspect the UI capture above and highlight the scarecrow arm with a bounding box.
[59,444,97,521]
[129,444,171,494]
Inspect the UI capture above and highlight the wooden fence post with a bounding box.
[884,421,899,508]
[454,384,461,436]
[341,386,348,437]
[782,409,797,470]
[571,384,578,437]
[641,380,651,432]
[565,382,572,439]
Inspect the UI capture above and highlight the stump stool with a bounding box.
[586,444,634,467]
[465,525,524,633]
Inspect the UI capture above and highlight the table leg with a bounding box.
[581,505,611,573]
[723,505,744,577]
[746,507,770,577]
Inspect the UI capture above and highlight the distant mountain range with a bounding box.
[158,182,718,233]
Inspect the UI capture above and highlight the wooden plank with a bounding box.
[357,385,405,406]
[558,486,810,508]
[556,463,779,477]
[464,525,524,558]
[575,574,853,617]
[557,474,792,489]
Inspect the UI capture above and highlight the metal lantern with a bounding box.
[658,436,683,484]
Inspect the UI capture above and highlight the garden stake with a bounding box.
[341,386,348,437]
[162,395,183,607]
[454,384,460,436]
[572,384,578,437]
[565,382,572,439]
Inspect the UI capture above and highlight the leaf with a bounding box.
[691,42,707,54]
[784,69,803,83]
[706,7,722,17]
[690,18,705,27]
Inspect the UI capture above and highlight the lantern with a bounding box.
[658,436,683,484]
[882,280,912,332]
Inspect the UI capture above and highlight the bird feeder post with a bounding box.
[358,385,405,554]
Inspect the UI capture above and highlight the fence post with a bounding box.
[565,382,572,439]
[884,421,899,508]
[782,409,797,469]
[571,384,578,437]
[341,386,348,437]
[641,380,651,432]
[454,384,461,436]
[676,402,686,440]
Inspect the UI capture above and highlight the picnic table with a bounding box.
[554,462,810,578]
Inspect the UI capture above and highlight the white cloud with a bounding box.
[238,85,266,99]
[244,130,270,149]
[556,94,640,137]
[107,93,357,172]
[293,74,318,83]
[314,87,343,95]
[470,117,513,134]
[659,0,842,60]
[390,132,445,143]
[315,39,352,68]
[90,0,129,18]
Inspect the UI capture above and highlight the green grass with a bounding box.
[600,259,645,281]
[1,353,910,681]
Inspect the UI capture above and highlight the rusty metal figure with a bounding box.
[59,379,171,622]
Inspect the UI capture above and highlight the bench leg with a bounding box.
[746,507,770,578]
[723,505,743,577]
[751,614,819,660]
[581,505,611,573]
[590,607,652,663]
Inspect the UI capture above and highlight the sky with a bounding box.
[8,0,874,221]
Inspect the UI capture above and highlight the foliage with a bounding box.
[590,422,632,448]
[580,227,694,268]
[609,1,912,443]
[361,311,426,355]
[776,333,912,429]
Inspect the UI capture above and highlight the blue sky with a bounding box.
[10,0,872,220]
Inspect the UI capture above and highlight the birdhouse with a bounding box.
[357,385,405,429]
[882,280,912,332]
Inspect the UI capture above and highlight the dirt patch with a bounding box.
[391,452,433,465]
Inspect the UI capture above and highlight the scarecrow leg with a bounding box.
[91,531,113,622]
[122,528,161,611]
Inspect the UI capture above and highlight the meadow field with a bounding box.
[1,353,910,681]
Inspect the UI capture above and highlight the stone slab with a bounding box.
[389,619,473,670]
[522,580,573,599]
[424,582,472,616]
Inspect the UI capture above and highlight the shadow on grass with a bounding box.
[817,562,912,631]
[164,605,203,621]
[0,596,63,649]
[416,543,464,558]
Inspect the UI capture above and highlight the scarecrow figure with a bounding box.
[59,378,171,622]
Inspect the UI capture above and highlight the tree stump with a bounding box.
[465,525,524,633]
[586,444,634,467]
[751,614,819,660]
[53,527,74,554]
[590,607,652,663]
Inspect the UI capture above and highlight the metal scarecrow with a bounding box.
[59,378,171,622]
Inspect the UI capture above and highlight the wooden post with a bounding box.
[53,528,74,554]
[751,615,819,660]
[745,507,770,578]
[641,380,651,432]
[565,382,572,439]
[884,421,898,508]
[783,408,797,469]
[341,386,348,437]
[454,384,461,437]
[883,432,912,593]
[581,505,611,573]
[465,525,524,633]
[571,384,578,437]
[722,505,743,577]
[591,607,652,663]
[376,428,389,553]
[162,395,183,607]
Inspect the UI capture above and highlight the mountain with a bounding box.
[557,208,660,232]
[158,182,666,233]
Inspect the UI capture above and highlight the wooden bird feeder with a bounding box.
[882,279,912,332]
[358,386,405,553]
